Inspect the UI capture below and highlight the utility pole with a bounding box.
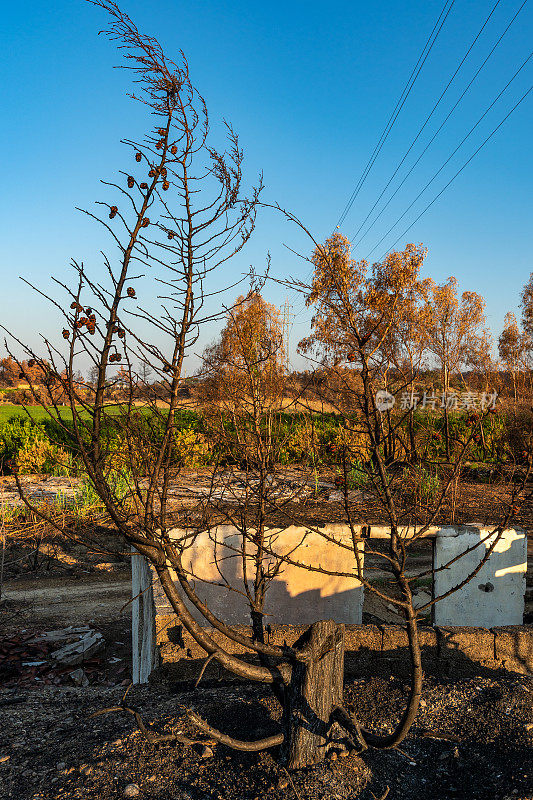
[282,297,295,373]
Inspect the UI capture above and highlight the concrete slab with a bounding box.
[434,526,526,627]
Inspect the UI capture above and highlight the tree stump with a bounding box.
[282,619,345,769]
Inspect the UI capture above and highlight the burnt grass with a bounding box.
[1,672,532,800]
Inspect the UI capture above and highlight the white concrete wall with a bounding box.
[151,524,364,626]
[433,525,527,627]
[140,522,527,678]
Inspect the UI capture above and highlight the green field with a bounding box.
[0,405,79,423]
[0,404,134,424]
[0,403,170,425]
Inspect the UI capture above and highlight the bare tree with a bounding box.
[268,228,530,762]
[7,2,530,775]
[196,291,319,652]
[6,0,368,771]
[8,0,262,514]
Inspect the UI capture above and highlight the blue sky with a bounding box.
[1,0,532,371]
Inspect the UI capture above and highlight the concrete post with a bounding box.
[131,549,158,683]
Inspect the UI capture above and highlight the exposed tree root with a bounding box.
[330,705,368,751]
[188,710,284,752]
[89,705,205,746]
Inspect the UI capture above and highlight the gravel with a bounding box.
[0,672,531,800]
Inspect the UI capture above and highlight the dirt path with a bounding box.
[1,571,134,691]
[1,572,132,628]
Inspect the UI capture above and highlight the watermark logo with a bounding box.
[375,390,395,411]
[375,390,498,412]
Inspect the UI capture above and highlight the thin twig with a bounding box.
[88,704,204,745]
[194,651,217,688]
[282,767,303,800]
[370,787,390,800]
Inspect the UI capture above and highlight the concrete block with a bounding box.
[376,626,437,678]
[263,624,307,648]
[153,619,533,682]
[381,624,409,657]
[417,626,439,661]
[376,625,438,659]
[434,526,526,627]
[153,524,364,626]
[344,624,381,676]
[438,626,495,663]
[155,614,179,645]
[345,624,382,653]
[493,625,533,675]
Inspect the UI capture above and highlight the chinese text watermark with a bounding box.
[375,390,498,412]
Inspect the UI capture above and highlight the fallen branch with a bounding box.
[194,651,218,688]
[89,705,204,746]
[188,710,284,751]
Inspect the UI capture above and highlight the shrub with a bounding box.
[334,421,370,464]
[401,465,440,506]
[504,410,533,463]
[173,426,210,468]
[0,415,78,474]
[419,468,440,502]
[347,461,368,489]
[279,420,316,465]
[409,410,506,463]
[16,437,73,475]
[0,416,44,471]
[103,432,154,475]
[278,415,370,467]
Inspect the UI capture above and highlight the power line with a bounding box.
[335,0,455,230]
[353,0,527,249]
[336,0,454,228]
[363,51,532,259]
[373,82,532,260]
[351,0,510,246]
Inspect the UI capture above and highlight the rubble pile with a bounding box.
[0,626,109,688]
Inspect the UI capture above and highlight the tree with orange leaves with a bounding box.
[421,277,491,396]
[0,357,53,387]
[498,312,530,404]
[0,357,19,386]
[272,228,529,762]
[520,270,533,338]
[202,292,285,411]
[420,277,491,457]
[299,233,428,378]
[422,277,491,456]
[199,291,291,655]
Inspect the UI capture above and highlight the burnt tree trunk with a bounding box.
[282,620,345,769]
